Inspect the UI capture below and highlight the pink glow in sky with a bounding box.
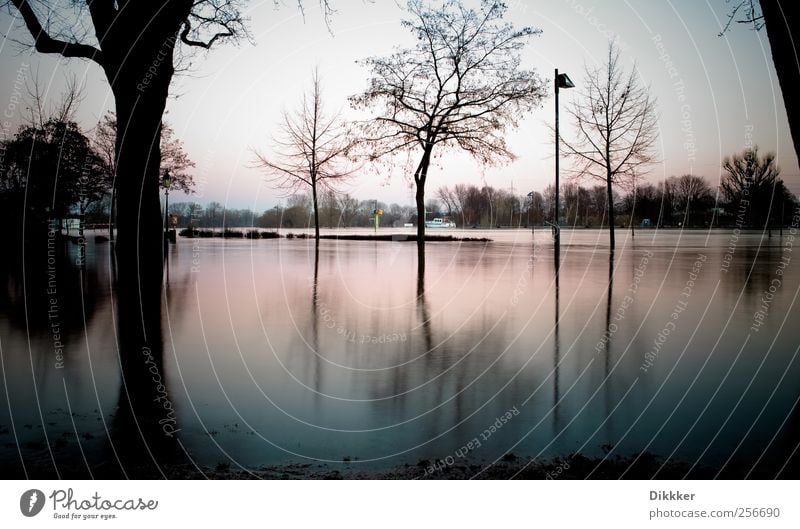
[1,0,796,212]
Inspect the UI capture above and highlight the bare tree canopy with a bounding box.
[721,146,780,201]
[252,69,355,239]
[719,1,800,168]
[95,113,196,193]
[719,0,764,35]
[560,41,659,249]
[720,146,792,227]
[351,0,545,250]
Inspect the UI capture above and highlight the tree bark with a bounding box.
[415,146,433,255]
[606,170,615,250]
[312,180,320,240]
[99,7,188,470]
[760,1,800,167]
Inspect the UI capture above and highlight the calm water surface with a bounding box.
[2,228,799,476]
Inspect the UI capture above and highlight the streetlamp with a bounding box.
[162,169,172,241]
[554,69,575,262]
[526,191,534,229]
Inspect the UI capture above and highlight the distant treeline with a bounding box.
[1,109,796,232]
[159,171,797,231]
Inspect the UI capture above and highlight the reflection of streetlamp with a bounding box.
[162,170,172,239]
[554,69,575,258]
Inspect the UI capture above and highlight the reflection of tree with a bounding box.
[605,253,614,378]
[108,268,187,478]
[2,239,101,334]
[417,251,433,356]
[311,242,322,393]
[604,251,614,422]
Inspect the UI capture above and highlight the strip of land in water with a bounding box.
[178,228,491,242]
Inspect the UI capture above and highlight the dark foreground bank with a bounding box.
[4,452,788,480]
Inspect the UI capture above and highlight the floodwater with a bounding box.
[2,227,799,477]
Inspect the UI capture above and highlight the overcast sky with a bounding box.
[1,0,797,211]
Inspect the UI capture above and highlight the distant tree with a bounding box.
[622,182,661,228]
[561,42,659,249]
[590,185,608,224]
[337,194,360,227]
[452,184,471,225]
[253,70,355,240]
[721,146,781,227]
[542,184,557,223]
[526,191,545,225]
[318,188,340,228]
[672,174,713,226]
[577,185,592,226]
[1,119,111,230]
[425,199,442,220]
[0,77,111,235]
[352,0,545,254]
[95,113,196,193]
[159,123,197,194]
[562,183,580,225]
[437,186,457,217]
[205,201,224,228]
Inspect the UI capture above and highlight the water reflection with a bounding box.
[417,248,433,356]
[553,244,561,431]
[2,229,799,477]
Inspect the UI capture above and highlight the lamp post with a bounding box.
[526,191,534,229]
[162,170,172,242]
[554,69,575,265]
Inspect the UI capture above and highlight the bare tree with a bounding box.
[24,73,84,128]
[252,69,355,240]
[95,113,195,193]
[351,0,545,253]
[720,147,779,200]
[436,186,457,217]
[721,146,783,227]
[672,174,713,226]
[159,123,197,194]
[560,42,659,249]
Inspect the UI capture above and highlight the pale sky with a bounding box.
[1,0,797,211]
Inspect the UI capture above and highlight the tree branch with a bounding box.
[10,0,104,65]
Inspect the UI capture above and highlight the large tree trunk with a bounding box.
[101,11,187,473]
[760,1,800,167]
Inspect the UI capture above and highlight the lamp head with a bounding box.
[556,73,575,89]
